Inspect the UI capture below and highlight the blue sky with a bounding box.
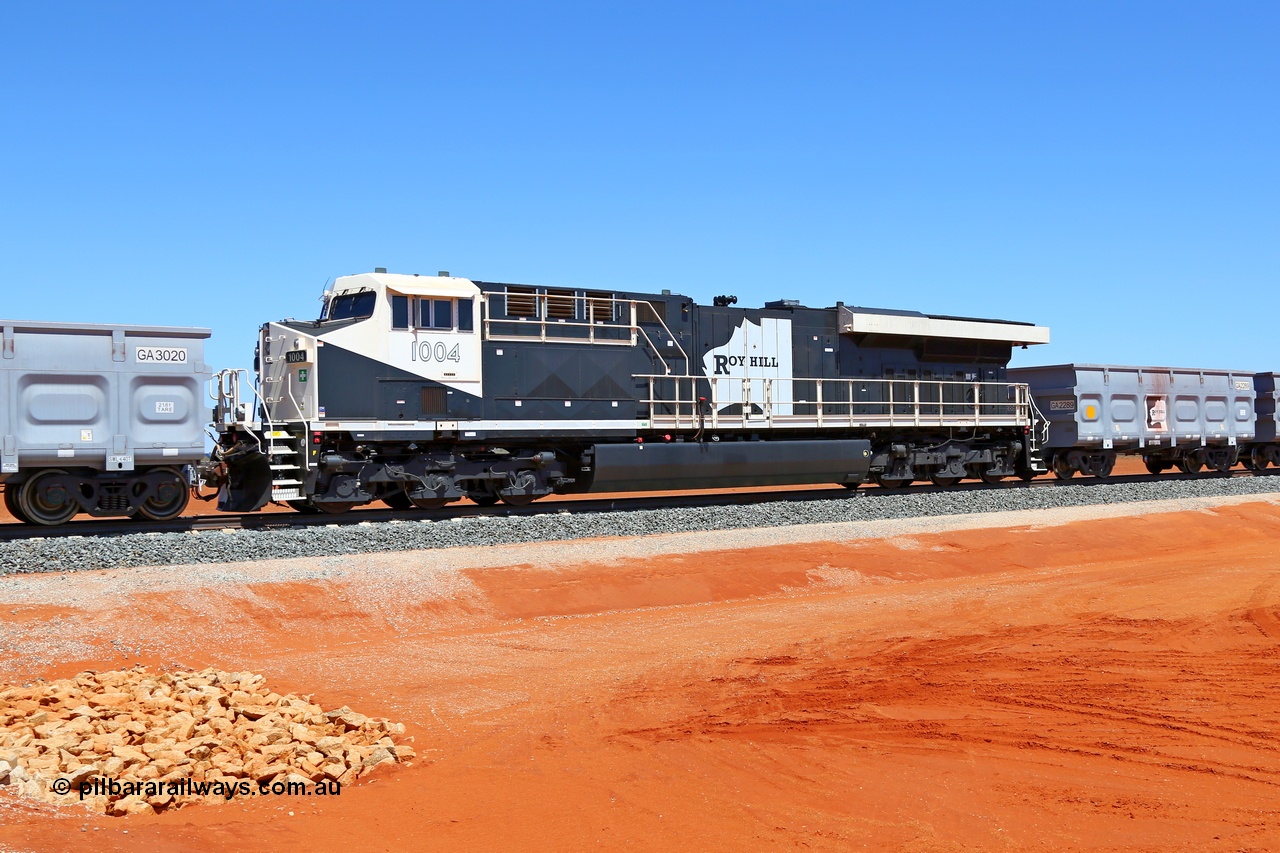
[2,2,1276,376]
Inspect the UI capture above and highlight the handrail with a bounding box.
[481,294,689,375]
[209,368,273,453]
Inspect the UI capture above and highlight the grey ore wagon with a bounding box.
[0,320,211,525]
[1008,363,1256,477]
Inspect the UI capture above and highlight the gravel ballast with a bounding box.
[3,476,1280,574]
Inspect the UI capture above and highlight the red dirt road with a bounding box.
[2,497,1280,851]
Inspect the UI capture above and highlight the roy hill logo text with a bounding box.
[712,355,781,375]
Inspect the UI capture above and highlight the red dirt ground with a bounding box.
[2,496,1280,851]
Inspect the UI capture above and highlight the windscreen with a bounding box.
[322,290,376,322]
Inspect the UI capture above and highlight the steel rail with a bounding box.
[1,468,1277,543]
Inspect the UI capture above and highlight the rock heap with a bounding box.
[0,666,415,815]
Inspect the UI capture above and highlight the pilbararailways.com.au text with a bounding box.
[54,775,342,800]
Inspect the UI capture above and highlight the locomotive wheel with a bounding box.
[978,469,1005,484]
[499,472,540,506]
[136,467,190,521]
[382,490,413,510]
[870,472,912,489]
[313,501,357,515]
[1051,456,1075,480]
[17,469,79,526]
[408,495,450,510]
[4,483,33,524]
[929,473,962,487]
[287,500,320,514]
[1177,451,1204,474]
[1143,456,1167,475]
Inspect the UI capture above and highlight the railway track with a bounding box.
[2,468,1277,543]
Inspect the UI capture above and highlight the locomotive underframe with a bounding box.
[209,419,1038,513]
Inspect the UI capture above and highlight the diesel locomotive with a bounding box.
[207,270,1051,514]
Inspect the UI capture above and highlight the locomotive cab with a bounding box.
[257,273,484,428]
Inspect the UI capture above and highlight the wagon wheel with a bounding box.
[5,484,33,523]
[1177,451,1204,475]
[1143,456,1167,475]
[1251,446,1270,470]
[17,469,79,526]
[1051,455,1075,480]
[1208,452,1235,473]
[1091,453,1115,479]
[136,467,191,521]
[4,483,31,523]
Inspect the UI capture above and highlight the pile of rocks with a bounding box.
[0,666,414,815]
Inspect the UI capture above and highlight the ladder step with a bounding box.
[265,431,294,438]
[271,488,304,500]
[272,478,303,486]
[269,464,300,471]
[267,446,296,455]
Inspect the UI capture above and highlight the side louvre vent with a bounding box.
[421,386,447,415]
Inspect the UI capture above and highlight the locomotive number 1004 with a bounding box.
[410,340,463,364]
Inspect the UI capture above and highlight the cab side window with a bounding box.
[390,295,476,333]
[391,295,410,330]
[397,296,474,332]
[432,299,453,329]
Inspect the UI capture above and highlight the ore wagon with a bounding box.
[0,320,211,524]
